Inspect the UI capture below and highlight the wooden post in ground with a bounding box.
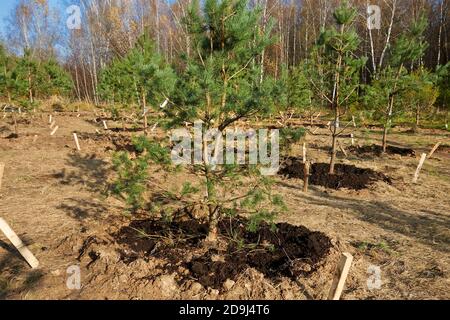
[328,252,353,300]
[413,153,427,183]
[0,218,39,269]
[102,120,108,130]
[73,133,81,151]
[48,114,52,124]
[352,116,356,128]
[0,163,4,190]
[338,141,348,158]
[50,126,59,136]
[428,142,441,159]
[32,135,38,143]
[350,134,355,146]
[303,161,310,193]
[303,143,307,164]
[49,121,56,129]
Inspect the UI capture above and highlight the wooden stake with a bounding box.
[73,133,81,151]
[350,134,355,146]
[428,142,441,159]
[102,120,108,130]
[303,161,310,193]
[49,121,56,129]
[338,141,348,158]
[352,116,356,128]
[303,143,307,164]
[413,153,427,183]
[313,112,322,122]
[0,163,4,190]
[50,126,59,136]
[32,135,38,143]
[0,218,39,269]
[328,252,353,300]
[48,115,52,124]
[311,127,319,135]
[151,122,159,132]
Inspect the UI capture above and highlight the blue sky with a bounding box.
[0,0,17,35]
[0,0,64,38]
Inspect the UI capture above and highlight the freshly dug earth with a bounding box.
[114,217,334,289]
[280,157,391,190]
[348,144,416,157]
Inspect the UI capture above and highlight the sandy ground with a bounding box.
[0,112,449,300]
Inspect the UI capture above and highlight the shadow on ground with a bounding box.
[296,191,450,253]
[0,239,44,299]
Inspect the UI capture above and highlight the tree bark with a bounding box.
[330,124,338,174]
[142,92,148,136]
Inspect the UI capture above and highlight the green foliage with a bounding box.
[308,1,366,114]
[0,44,15,101]
[112,135,171,212]
[390,14,428,68]
[402,68,439,122]
[98,35,176,114]
[40,58,73,97]
[436,63,450,111]
[288,64,313,111]
[0,47,73,107]
[167,0,275,130]
[364,14,430,128]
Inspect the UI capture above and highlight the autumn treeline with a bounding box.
[1,0,449,103]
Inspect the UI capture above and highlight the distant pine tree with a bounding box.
[307,1,367,174]
[98,34,176,134]
[365,14,428,152]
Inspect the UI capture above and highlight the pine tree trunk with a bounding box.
[204,153,219,245]
[142,92,148,136]
[12,112,18,135]
[330,131,338,175]
[382,123,389,153]
[28,69,33,105]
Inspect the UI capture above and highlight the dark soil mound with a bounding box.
[115,217,333,289]
[348,144,415,157]
[280,157,391,190]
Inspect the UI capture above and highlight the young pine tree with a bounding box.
[435,63,450,127]
[366,15,428,152]
[163,0,284,244]
[0,45,15,103]
[402,67,438,127]
[98,35,175,134]
[288,64,315,126]
[11,49,38,107]
[307,1,366,174]
[40,58,73,98]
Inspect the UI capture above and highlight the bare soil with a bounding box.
[0,112,449,300]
